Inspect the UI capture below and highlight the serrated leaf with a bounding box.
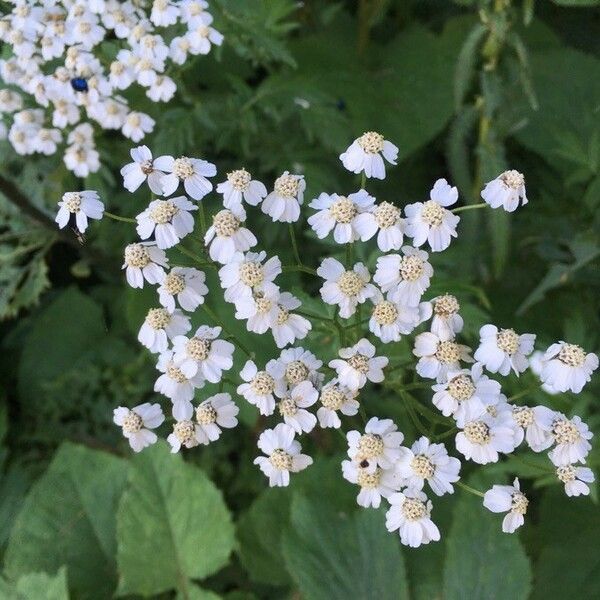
[116,442,235,596]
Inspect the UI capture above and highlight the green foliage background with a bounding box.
[1,1,599,598]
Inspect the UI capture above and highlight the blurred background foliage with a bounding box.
[0,0,599,598]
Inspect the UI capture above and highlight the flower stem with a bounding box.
[104,211,136,223]
[175,245,215,268]
[360,173,366,189]
[198,202,207,237]
[288,223,303,266]
[282,264,317,276]
[201,303,252,358]
[457,481,485,498]
[451,202,488,214]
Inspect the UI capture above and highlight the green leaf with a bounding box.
[178,584,223,600]
[0,567,69,600]
[443,474,532,599]
[116,442,235,596]
[282,494,409,600]
[454,23,487,110]
[4,443,128,599]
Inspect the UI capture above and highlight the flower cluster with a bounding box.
[0,0,222,175]
[58,130,597,548]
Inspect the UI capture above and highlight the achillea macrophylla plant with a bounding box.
[56,131,598,548]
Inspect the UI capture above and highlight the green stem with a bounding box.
[288,223,303,266]
[294,309,334,323]
[508,386,540,402]
[457,481,485,498]
[175,245,215,268]
[434,427,458,441]
[360,172,366,189]
[201,304,252,358]
[345,243,352,268]
[198,202,207,237]
[451,202,488,214]
[104,211,136,223]
[282,264,317,276]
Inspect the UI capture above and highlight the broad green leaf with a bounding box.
[282,494,409,600]
[443,474,532,599]
[0,464,31,548]
[0,567,69,600]
[4,443,128,599]
[116,442,235,596]
[178,584,223,600]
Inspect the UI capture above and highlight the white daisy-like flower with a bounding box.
[204,208,257,264]
[276,380,318,434]
[425,294,463,341]
[167,419,202,453]
[555,464,595,497]
[539,341,598,394]
[455,412,518,464]
[329,338,389,391]
[353,200,406,251]
[346,417,404,472]
[194,393,239,444]
[474,324,536,376]
[55,190,104,233]
[271,292,312,349]
[483,478,528,533]
[405,178,460,252]
[237,359,286,416]
[122,111,155,143]
[122,242,168,288]
[154,350,204,418]
[413,332,473,382]
[113,403,164,452]
[510,405,555,452]
[172,326,234,383]
[341,460,402,509]
[275,347,324,391]
[481,170,527,212]
[373,246,433,307]
[187,12,224,55]
[368,289,428,343]
[317,258,376,319]
[216,168,267,211]
[261,171,305,223]
[234,288,281,334]
[528,351,559,395]
[254,423,313,487]
[157,267,208,312]
[137,307,191,354]
[316,379,359,429]
[432,363,501,422]
[339,131,398,180]
[150,0,180,27]
[136,196,197,249]
[385,489,440,548]
[154,154,216,200]
[396,437,461,496]
[218,251,281,303]
[535,412,593,466]
[120,145,165,194]
[307,190,375,244]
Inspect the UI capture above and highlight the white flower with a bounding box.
[234,288,281,334]
[157,267,208,312]
[254,423,313,487]
[122,242,168,288]
[413,332,473,382]
[539,341,598,394]
[368,289,428,343]
[329,338,389,391]
[535,412,593,466]
[396,437,461,496]
[481,170,527,212]
[172,326,234,383]
[113,403,164,452]
[187,12,224,55]
[405,178,460,252]
[353,200,406,251]
[317,258,376,319]
[432,363,502,422]
[262,171,305,223]
[136,196,197,249]
[271,292,312,349]
[167,419,202,452]
[55,190,104,233]
[194,393,239,444]
[307,190,375,244]
[154,154,217,200]
[120,145,165,194]
[137,307,191,354]
[154,350,204,418]
[385,489,440,548]
[528,351,559,395]
[150,0,180,27]
[316,380,359,429]
[122,111,155,142]
[555,464,595,497]
[339,131,398,180]
[455,412,518,464]
[237,359,286,416]
[342,460,402,509]
[510,405,555,452]
[373,246,433,307]
[216,168,267,211]
[218,251,281,303]
[474,324,536,376]
[483,478,528,533]
[346,417,404,472]
[63,143,101,177]
[204,208,257,264]
[276,380,318,434]
[425,294,463,341]
[275,347,324,390]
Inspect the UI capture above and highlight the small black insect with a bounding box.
[70,77,88,92]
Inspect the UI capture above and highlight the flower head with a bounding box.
[113,403,164,452]
[385,489,440,548]
[483,478,528,533]
[262,171,305,223]
[481,170,527,212]
[136,196,197,249]
[157,267,208,312]
[120,145,165,194]
[329,338,389,391]
[539,342,598,394]
[339,131,398,180]
[155,154,216,200]
[474,324,536,376]
[55,190,104,233]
